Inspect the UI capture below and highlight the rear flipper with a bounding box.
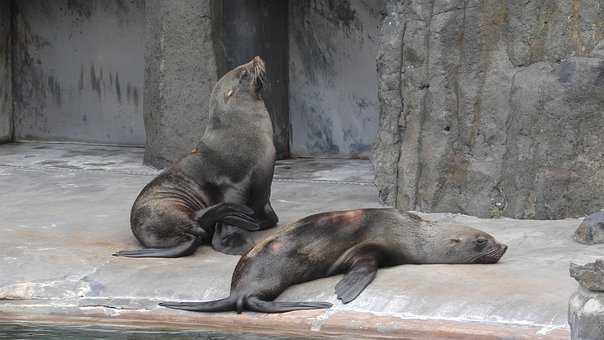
[159,295,332,314]
[194,203,260,231]
[113,237,199,258]
[159,296,236,312]
[245,297,332,313]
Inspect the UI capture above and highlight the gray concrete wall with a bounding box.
[143,0,220,168]
[289,0,384,157]
[0,0,11,143]
[223,0,290,159]
[12,0,145,145]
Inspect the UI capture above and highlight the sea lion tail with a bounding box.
[245,296,332,313]
[159,295,237,313]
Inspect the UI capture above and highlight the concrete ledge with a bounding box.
[2,142,602,339]
[0,305,568,339]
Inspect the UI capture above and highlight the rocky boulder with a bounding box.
[575,212,604,245]
[570,259,604,292]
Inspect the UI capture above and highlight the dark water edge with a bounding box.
[0,322,325,340]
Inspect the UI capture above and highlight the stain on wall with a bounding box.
[12,0,145,146]
[0,0,11,143]
[289,0,385,157]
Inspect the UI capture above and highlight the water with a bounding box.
[0,322,324,340]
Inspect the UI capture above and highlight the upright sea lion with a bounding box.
[114,56,278,257]
[160,208,508,313]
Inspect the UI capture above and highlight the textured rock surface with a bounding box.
[143,0,219,168]
[570,259,604,292]
[575,212,604,245]
[373,0,604,219]
[0,0,11,143]
[569,287,604,340]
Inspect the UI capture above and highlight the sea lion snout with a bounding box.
[244,56,265,94]
[477,242,508,264]
[252,56,264,66]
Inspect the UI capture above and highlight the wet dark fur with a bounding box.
[114,57,278,257]
[160,208,508,313]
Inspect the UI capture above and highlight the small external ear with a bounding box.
[450,238,461,244]
[224,89,234,102]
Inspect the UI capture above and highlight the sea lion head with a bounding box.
[432,225,508,264]
[214,56,266,105]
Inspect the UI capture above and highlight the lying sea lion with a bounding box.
[160,208,508,313]
[114,56,278,257]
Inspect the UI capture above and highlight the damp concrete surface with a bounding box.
[0,142,601,339]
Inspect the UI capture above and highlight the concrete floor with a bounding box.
[0,142,602,339]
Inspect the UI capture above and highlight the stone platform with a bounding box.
[0,142,602,339]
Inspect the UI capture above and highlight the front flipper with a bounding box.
[335,257,378,303]
[331,244,383,304]
[194,203,260,231]
[113,237,199,258]
[211,223,255,255]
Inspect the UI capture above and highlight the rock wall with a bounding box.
[12,0,145,145]
[373,0,604,219]
[143,0,220,168]
[0,0,12,143]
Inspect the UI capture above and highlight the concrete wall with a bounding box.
[223,0,290,159]
[12,0,145,145]
[289,0,384,157]
[0,0,11,143]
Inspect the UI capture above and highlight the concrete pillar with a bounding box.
[0,0,12,143]
[143,0,221,168]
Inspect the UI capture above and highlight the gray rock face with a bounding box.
[373,0,604,219]
[575,212,604,245]
[571,259,604,292]
[143,0,219,168]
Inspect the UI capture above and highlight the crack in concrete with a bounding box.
[0,163,158,177]
[0,258,112,302]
